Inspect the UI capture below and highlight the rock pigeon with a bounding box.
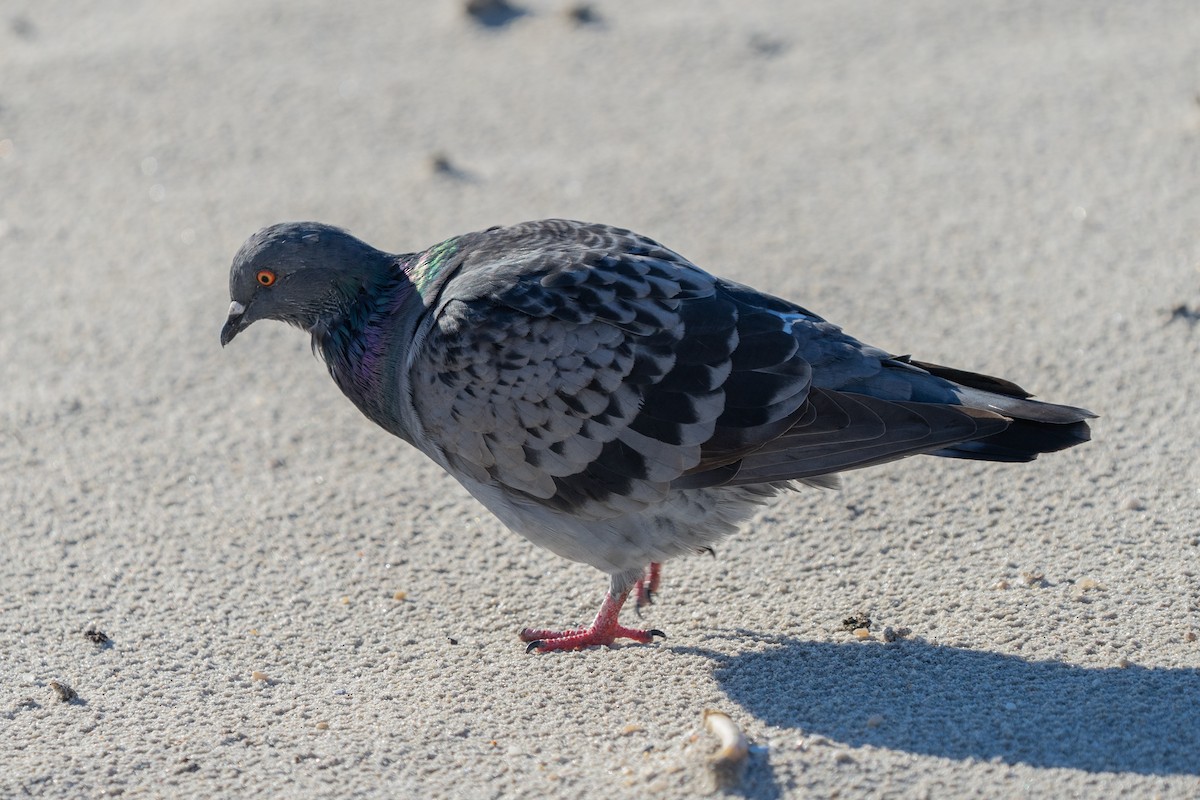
[221,219,1094,652]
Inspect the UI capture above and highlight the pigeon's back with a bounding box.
[410,218,1091,508]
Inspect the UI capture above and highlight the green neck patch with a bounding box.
[407,237,459,299]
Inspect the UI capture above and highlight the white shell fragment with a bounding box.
[703,708,749,789]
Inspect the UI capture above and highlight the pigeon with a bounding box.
[221,219,1095,653]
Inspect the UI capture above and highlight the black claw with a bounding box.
[649,629,667,640]
[526,640,544,654]
[635,589,654,618]
[700,546,716,558]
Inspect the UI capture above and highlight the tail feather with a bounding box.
[902,357,1033,398]
[674,356,1096,491]
[906,358,1095,462]
[930,417,1092,462]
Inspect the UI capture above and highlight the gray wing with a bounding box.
[410,220,1013,518]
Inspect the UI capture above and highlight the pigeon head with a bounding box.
[221,222,395,346]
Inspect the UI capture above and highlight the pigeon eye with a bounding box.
[256,269,277,287]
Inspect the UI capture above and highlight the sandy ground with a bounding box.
[2,1,1200,797]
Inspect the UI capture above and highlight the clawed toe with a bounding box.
[633,562,663,614]
[520,586,668,653]
[522,624,666,653]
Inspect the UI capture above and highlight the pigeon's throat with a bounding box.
[312,278,416,438]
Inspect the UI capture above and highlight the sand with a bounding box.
[2,1,1199,796]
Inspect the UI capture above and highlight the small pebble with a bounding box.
[393,590,408,601]
[315,721,329,730]
[993,579,1011,590]
[621,723,645,735]
[251,670,269,682]
[1122,497,1146,512]
[1021,570,1046,587]
[1185,631,1197,643]
[10,16,35,39]
[83,629,109,645]
[50,681,77,703]
[853,628,870,639]
[464,0,523,27]
[566,3,599,24]
[841,613,871,631]
[748,33,788,57]
[175,758,200,774]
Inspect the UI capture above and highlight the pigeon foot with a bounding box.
[520,589,666,653]
[634,562,662,614]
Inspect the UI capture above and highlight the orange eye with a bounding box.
[256,269,277,287]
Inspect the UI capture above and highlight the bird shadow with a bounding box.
[676,635,1200,776]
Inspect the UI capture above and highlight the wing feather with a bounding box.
[411,221,811,518]
[408,219,1078,519]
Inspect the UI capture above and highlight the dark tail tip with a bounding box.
[932,418,1092,462]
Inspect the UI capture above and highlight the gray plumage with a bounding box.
[222,219,1095,651]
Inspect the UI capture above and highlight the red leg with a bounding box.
[519,587,666,653]
[634,562,662,613]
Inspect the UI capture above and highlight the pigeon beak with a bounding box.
[220,300,249,347]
